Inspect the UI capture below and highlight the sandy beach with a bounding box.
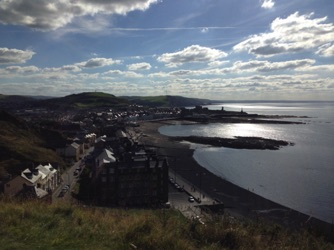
[135,119,334,239]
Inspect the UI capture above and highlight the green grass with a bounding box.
[0,117,66,177]
[0,199,333,250]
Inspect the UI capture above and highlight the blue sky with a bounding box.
[0,0,333,100]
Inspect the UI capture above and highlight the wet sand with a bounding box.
[136,119,334,239]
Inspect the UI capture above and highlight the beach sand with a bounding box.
[135,119,334,239]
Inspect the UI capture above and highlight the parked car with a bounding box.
[188,196,195,202]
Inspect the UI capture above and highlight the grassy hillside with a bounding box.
[0,200,332,250]
[0,94,34,102]
[39,92,129,110]
[0,111,65,178]
[123,95,213,107]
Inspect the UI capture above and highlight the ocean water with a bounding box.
[159,101,334,223]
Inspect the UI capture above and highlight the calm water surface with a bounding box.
[159,101,334,223]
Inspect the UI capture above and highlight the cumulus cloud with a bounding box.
[127,62,151,71]
[0,47,35,64]
[103,70,143,78]
[208,60,229,68]
[157,45,228,67]
[0,0,158,30]
[316,43,334,57]
[261,0,275,9]
[233,59,315,72]
[5,65,39,73]
[76,57,121,68]
[233,12,334,57]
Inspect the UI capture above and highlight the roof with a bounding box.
[36,163,57,180]
[96,148,116,167]
[21,168,42,184]
[34,186,49,198]
[116,129,127,138]
[70,142,80,149]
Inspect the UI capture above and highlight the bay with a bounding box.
[159,101,334,223]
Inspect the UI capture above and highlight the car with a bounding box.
[188,196,195,202]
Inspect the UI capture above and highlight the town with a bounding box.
[0,93,228,221]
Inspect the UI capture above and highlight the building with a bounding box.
[4,163,60,198]
[93,149,168,207]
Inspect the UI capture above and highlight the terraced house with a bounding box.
[4,163,60,199]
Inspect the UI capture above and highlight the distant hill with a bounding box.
[0,110,65,178]
[36,92,130,110]
[0,92,218,110]
[0,94,36,103]
[122,95,214,107]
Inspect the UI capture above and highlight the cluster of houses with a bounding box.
[2,105,172,207]
[4,163,60,199]
[3,124,169,208]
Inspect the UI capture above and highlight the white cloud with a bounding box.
[157,45,228,67]
[261,0,275,9]
[208,60,229,68]
[233,12,334,57]
[0,0,158,30]
[127,62,152,71]
[201,27,209,33]
[0,47,35,64]
[5,65,39,73]
[316,43,334,57]
[103,70,143,78]
[76,58,121,68]
[233,59,315,72]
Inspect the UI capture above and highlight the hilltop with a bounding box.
[36,92,130,110]
[0,110,65,178]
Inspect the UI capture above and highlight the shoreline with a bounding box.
[136,119,334,239]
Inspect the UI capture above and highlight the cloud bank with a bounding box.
[157,45,228,67]
[0,0,158,30]
[234,12,334,57]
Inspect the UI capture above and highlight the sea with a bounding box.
[158,101,334,223]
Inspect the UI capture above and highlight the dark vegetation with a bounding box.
[37,92,130,110]
[0,110,66,178]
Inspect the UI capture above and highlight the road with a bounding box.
[168,169,218,223]
[52,147,94,203]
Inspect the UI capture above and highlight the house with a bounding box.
[65,142,80,161]
[4,163,60,198]
[84,133,96,148]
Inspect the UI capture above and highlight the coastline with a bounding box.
[136,119,334,239]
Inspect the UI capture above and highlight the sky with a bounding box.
[0,0,334,100]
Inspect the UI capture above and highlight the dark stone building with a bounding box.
[93,150,168,207]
